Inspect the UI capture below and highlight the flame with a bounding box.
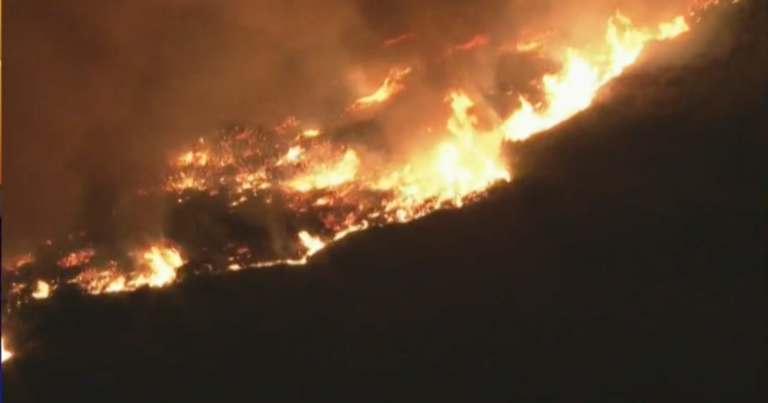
[301,129,321,138]
[0,245,184,363]
[504,29,554,53]
[501,12,689,141]
[288,149,361,192]
[57,248,97,268]
[447,35,490,55]
[2,338,11,363]
[298,231,326,256]
[349,67,413,110]
[2,7,709,363]
[13,243,188,297]
[512,38,546,53]
[32,280,52,299]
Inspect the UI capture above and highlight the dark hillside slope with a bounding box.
[2,4,765,401]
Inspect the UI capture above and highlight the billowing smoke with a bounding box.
[3,0,697,257]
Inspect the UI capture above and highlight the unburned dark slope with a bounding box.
[2,4,766,401]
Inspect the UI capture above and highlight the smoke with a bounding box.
[3,0,693,257]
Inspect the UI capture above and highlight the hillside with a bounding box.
[2,3,765,401]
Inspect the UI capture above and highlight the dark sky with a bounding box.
[2,0,688,256]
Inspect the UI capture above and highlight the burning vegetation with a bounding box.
[1,0,746,363]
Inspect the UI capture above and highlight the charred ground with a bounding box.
[2,3,767,401]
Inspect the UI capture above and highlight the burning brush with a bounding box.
[3,0,741,361]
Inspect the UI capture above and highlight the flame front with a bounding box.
[1,6,711,363]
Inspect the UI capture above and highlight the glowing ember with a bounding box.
[57,248,96,268]
[8,253,35,269]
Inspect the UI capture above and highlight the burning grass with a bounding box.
[2,0,751,363]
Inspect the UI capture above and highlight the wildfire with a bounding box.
[2,3,723,363]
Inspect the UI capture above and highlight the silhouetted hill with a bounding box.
[2,3,765,401]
